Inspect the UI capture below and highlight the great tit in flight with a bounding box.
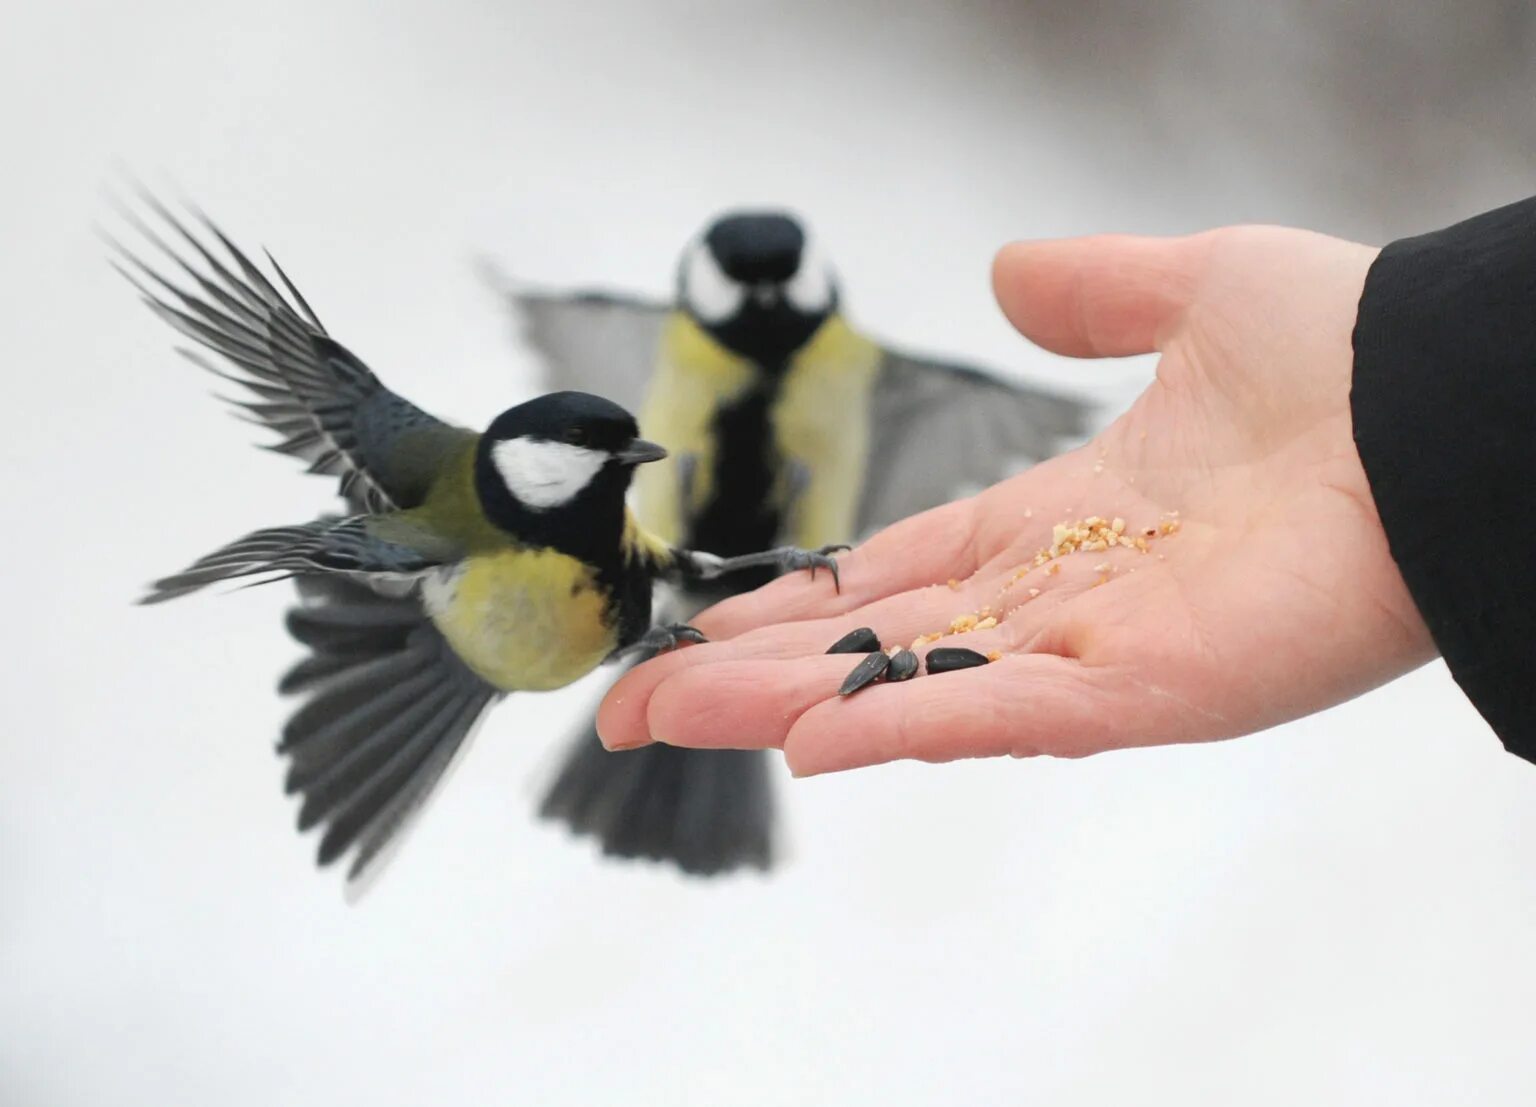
[115,196,842,887]
[490,210,1091,877]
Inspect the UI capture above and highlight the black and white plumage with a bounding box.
[489,210,1093,877]
[502,283,1090,539]
[120,196,843,889]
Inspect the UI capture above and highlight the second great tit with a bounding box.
[116,196,842,887]
[490,210,1091,877]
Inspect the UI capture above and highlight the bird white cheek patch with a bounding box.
[785,238,833,313]
[492,438,607,510]
[682,241,744,323]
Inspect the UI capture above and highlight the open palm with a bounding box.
[597,227,1436,776]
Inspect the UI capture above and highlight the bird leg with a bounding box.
[610,622,709,662]
[679,545,849,593]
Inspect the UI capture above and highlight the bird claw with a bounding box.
[784,544,849,592]
[618,622,708,660]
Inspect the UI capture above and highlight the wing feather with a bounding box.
[140,516,453,604]
[857,347,1094,536]
[483,267,667,413]
[112,193,463,513]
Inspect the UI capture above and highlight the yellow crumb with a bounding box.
[996,511,1179,592]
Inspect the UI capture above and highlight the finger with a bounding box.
[782,652,1167,777]
[597,575,1012,749]
[692,496,981,639]
[642,656,854,749]
[639,617,1034,753]
[991,233,1207,359]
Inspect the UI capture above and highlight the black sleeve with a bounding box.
[1351,197,1536,764]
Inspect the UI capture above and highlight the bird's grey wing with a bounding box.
[112,193,468,513]
[280,577,498,891]
[141,515,460,604]
[855,347,1095,537]
[492,277,668,413]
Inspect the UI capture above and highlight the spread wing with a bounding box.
[113,194,470,513]
[140,515,461,604]
[857,347,1093,537]
[485,269,668,413]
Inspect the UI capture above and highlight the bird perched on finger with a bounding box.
[114,194,842,889]
[487,209,1092,877]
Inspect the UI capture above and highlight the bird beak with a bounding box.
[617,438,668,465]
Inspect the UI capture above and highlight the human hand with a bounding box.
[597,227,1437,776]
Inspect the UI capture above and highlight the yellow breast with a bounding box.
[633,312,757,545]
[423,548,617,692]
[771,316,882,547]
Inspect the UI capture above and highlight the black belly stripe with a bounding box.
[687,380,784,591]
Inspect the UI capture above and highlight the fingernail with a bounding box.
[604,737,654,752]
[595,715,652,752]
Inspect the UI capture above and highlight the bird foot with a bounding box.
[615,622,708,661]
[776,544,848,591]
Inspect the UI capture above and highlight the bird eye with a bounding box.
[563,427,588,446]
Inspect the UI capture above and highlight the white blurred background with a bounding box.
[4,2,1536,1104]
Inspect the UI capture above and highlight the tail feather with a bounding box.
[279,650,427,755]
[286,595,422,642]
[540,676,775,876]
[277,578,497,884]
[284,664,445,796]
[278,651,373,695]
[315,680,480,867]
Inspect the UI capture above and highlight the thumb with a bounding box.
[991,233,1207,359]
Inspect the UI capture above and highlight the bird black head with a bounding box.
[677,210,839,366]
[475,391,665,551]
